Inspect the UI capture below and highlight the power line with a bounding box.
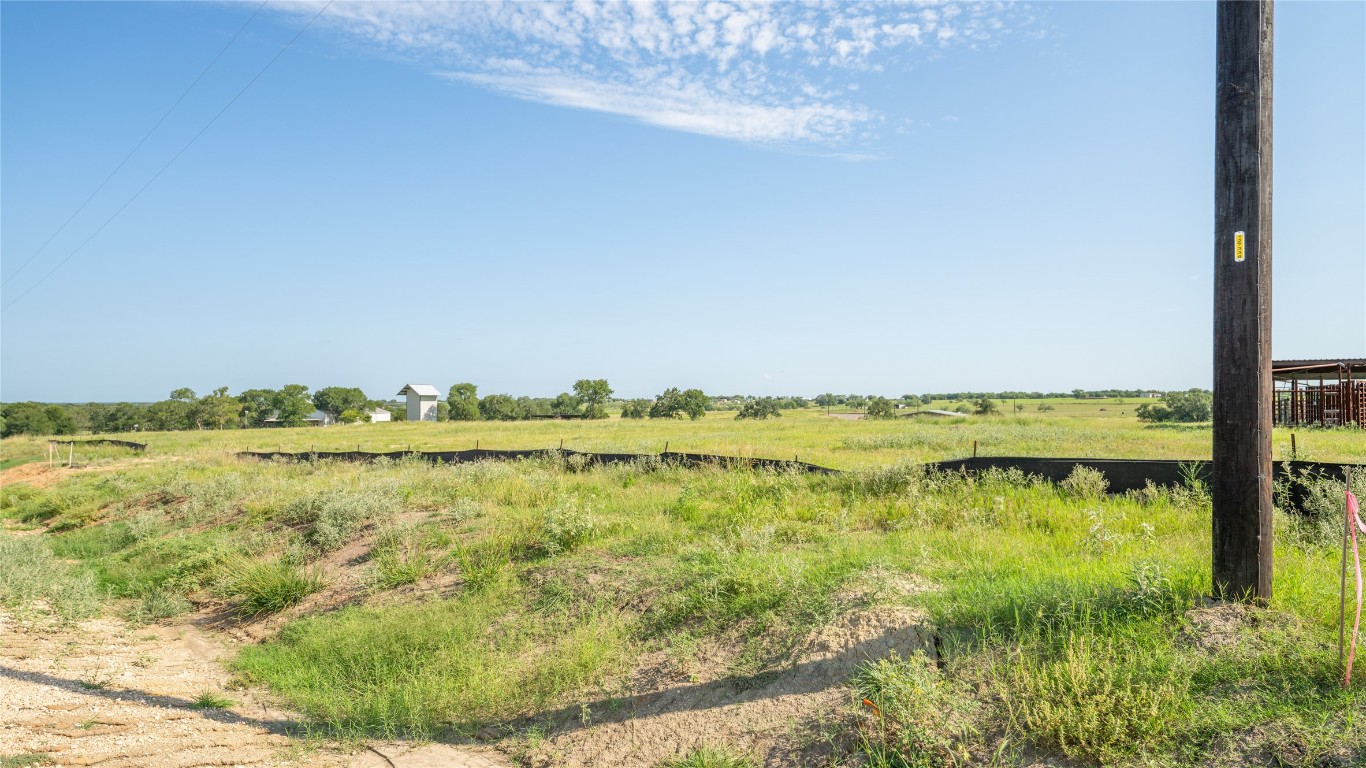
[4,1,269,283]
[2,0,334,312]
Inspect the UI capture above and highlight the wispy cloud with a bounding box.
[285,1,1034,147]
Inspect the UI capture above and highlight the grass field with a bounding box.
[2,401,1361,470]
[2,406,1364,767]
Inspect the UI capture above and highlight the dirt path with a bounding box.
[0,612,511,768]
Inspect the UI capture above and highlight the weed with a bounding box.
[191,690,235,709]
[126,587,191,624]
[371,524,449,589]
[536,499,598,556]
[218,556,324,616]
[658,745,757,768]
[996,635,1190,763]
[0,754,55,768]
[0,537,101,622]
[853,651,976,767]
[1059,465,1108,499]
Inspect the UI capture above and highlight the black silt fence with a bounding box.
[48,439,147,451]
[926,456,1358,510]
[232,449,1356,511]
[234,448,840,475]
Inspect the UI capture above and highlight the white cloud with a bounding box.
[283,1,1033,147]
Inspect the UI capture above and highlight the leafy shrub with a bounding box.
[286,487,397,552]
[619,399,652,419]
[853,651,976,767]
[537,500,599,556]
[1059,465,1109,500]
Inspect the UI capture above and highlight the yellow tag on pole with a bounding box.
[1234,231,1246,262]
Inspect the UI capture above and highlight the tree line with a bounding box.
[0,382,1215,437]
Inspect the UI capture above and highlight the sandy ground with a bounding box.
[0,611,510,768]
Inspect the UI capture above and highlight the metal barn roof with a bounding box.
[397,384,441,397]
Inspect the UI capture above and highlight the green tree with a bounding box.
[170,388,197,403]
[866,397,896,420]
[620,399,651,419]
[1136,389,1213,423]
[735,398,782,420]
[572,379,613,419]
[145,396,193,431]
[312,387,370,419]
[447,383,481,421]
[1037,403,1056,412]
[846,395,867,411]
[436,401,450,422]
[271,385,313,427]
[196,387,242,429]
[550,392,582,417]
[92,403,148,433]
[238,389,276,428]
[2,402,54,436]
[479,394,524,421]
[650,388,707,420]
[973,397,1000,416]
[338,408,370,424]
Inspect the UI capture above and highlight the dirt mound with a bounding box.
[1179,601,1257,653]
[519,606,934,768]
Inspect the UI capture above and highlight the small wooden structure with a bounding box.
[397,384,441,422]
[1273,359,1365,428]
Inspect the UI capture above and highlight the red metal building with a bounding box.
[1272,358,1366,429]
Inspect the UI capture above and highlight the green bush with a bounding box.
[537,501,599,556]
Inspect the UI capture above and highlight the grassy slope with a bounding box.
[2,411,1364,766]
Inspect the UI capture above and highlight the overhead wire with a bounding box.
[4,0,269,283]
[2,0,334,312]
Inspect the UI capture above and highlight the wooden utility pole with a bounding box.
[1212,0,1274,601]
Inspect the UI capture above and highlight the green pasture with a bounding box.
[1,402,1360,471]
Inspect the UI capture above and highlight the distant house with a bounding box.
[397,384,441,422]
[263,409,334,427]
[368,408,392,423]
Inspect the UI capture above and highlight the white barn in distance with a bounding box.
[398,384,440,422]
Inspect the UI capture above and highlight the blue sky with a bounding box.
[2,1,1362,403]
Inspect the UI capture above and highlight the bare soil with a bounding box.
[0,611,509,768]
[512,606,934,768]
